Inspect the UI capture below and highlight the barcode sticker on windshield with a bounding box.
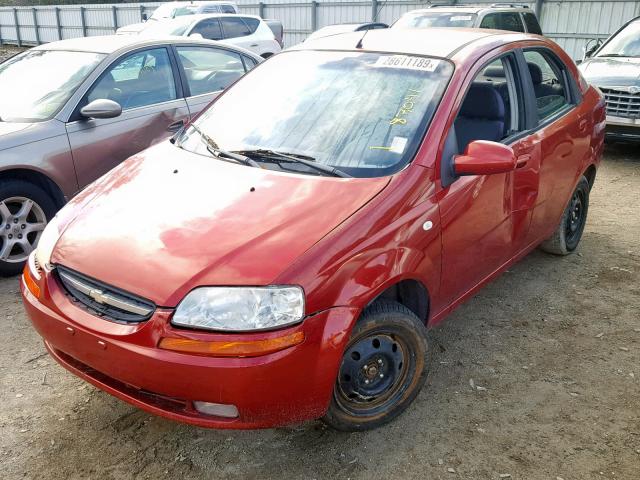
[451,15,473,21]
[373,55,440,72]
[390,136,408,154]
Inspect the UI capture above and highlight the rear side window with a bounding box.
[192,19,223,41]
[220,17,252,38]
[176,46,246,96]
[243,55,258,70]
[523,12,542,35]
[243,17,260,34]
[220,5,236,14]
[480,13,525,32]
[201,6,220,13]
[523,50,569,121]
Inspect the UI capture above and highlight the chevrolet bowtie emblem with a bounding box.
[89,288,107,304]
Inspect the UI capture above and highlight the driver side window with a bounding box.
[87,48,177,110]
[454,55,523,154]
[441,54,524,186]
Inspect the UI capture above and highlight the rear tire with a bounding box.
[0,180,56,277]
[323,300,430,431]
[540,176,590,256]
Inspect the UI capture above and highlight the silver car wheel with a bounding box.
[0,197,47,263]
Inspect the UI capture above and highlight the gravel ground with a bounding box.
[0,45,24,62]
[1,143,639,478]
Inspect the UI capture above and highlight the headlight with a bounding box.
[35,215,61,270]
[172,286,305,332]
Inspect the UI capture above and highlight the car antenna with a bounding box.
[355,29,368,49]
[356,0,388,49]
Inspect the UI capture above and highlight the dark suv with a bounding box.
[393,4,542,35]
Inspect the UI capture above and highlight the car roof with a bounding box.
[177,12,259,21]
[406,5,531,15]
[31,34,261,58]
[294,27,530,59]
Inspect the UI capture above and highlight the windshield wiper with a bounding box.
[233,149,351,178]
[187,124,260,168]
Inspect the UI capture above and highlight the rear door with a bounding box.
[519,48,590,244]
[66,46,189,187]
[173,45,253,116]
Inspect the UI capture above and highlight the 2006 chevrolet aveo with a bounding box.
[22,28,605,431]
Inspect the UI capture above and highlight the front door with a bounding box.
[438,52,529,305]
[66,47,190,187]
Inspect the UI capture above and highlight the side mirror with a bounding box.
[454,140,516,176]
[141,13,148,21]
[80,99,122,119]
[189,33,204,39]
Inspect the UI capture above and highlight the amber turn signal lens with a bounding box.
[23,263,41,299]
[159,331,305,357]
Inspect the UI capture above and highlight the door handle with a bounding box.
[250,43,259,47]
[516,154,531,169]
[167,120,185,132]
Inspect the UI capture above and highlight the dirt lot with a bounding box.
[1,141,639,477]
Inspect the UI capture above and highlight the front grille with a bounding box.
[56,266,155,324]
[601,87,640,119]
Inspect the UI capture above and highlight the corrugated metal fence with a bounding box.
[1,0,639,59]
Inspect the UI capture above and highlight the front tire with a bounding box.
[540,176,590,256]
[0,180,56,277]
[323,300,429,431]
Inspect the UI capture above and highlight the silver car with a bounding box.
[0,35,261,276]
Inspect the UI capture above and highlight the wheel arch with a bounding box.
[583,163,597,190]
[366,277,430,326]
[0,168,67,209]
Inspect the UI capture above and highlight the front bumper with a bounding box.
[605,115,640,141]
[21,269,358,429]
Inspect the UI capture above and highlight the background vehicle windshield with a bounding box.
[149,4,196,20]
[182,50,452,177]
[140,17,193,36]
[597,21,640,57]
[0,50,105,122]
[394,12,477,29]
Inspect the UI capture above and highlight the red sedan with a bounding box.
[21,28,605,431]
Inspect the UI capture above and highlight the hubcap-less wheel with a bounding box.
[0,197,47,263]
[565,188,586,248]
[335,332,411,417]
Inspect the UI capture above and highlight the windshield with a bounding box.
[149,4,196,20]
[394,12,477,29]
[139,17,193,36]
[597,21,640,57]
[0,49,105,122]
[179,50,453,178]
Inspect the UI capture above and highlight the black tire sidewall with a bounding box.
[0,180,57,276]
[562,177,590,252]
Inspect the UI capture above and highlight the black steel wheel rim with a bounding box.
[335,331,411,416]
[565,188,586,246]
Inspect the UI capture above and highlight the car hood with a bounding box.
[0,121,37,151]
[0,120,67,153]
[51,142,390,307]
[116,22,147,34]
[579,56,640,87]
